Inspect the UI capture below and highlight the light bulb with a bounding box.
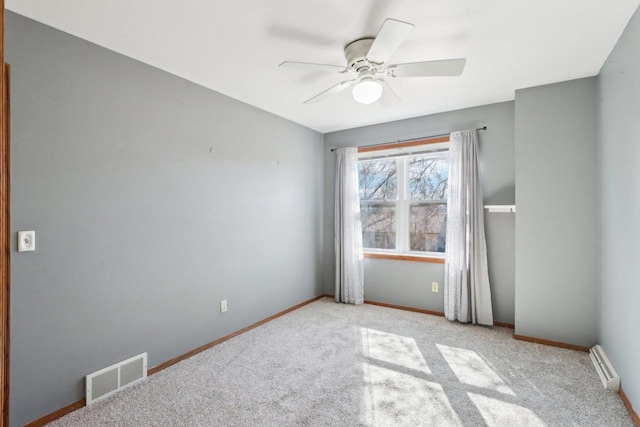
[352,79,383,104]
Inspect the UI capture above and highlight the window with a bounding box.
[358,147,448,257]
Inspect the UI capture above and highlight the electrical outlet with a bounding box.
[431,282,439,292]
[220,299,228,313]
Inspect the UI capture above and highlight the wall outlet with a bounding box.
[431,282,439,292]
[220,299,228,313]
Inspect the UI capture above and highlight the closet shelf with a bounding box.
[484,205,516,213]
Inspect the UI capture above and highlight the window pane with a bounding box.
[409,155,448,200]
[409,203,446,252]
[358,159,397,201]
[361,202,396,250]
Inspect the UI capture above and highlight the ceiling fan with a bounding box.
[279,19,466,106]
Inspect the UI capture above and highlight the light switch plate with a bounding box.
[18,231,36,252]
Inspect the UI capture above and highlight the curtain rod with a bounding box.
[330,126,487,152]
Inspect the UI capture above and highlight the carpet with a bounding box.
[49,298,634,426]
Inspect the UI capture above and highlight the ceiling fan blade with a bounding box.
[366,19,414,65]
[379,80,401,108]
[389,58,466,78]
[304,80,355,104]
[279,61,347,73]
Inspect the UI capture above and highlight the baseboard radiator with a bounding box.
[86,352,148,405]
[589,345,620,391]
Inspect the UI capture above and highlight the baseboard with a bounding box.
[513,334,590,352]
[364,299,446,317]
[326,294,515,328]
[620,387,640,426]
[494,321,515,329]
[324,293,445,316]
[24,399,86,427]
[25,294,326,427]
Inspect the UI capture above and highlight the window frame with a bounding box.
[357,139,449,261]
[358,157,398,254]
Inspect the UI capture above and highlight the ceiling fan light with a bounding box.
[352,80,383,104]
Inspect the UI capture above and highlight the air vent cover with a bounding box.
[86,352,147,405]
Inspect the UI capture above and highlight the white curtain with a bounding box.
[335,147,364,305]
[444,130,493,325]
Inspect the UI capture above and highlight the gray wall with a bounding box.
[7,12,324,426]
[324,102,516,323]
[598,5,640,413]
[514,77,599,346]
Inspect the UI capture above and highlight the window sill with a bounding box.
[364,253,445,264]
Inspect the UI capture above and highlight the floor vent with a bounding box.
[86,352,148,405]
[589,345,619,391]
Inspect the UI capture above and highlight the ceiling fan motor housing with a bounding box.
[344,38,374,71]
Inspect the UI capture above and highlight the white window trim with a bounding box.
[358,143,449,259]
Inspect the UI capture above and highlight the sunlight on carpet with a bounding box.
[437,343,515,396]
[359,326,535,426]
[361,363,462,426]
[360,327,462,426]
[469,392,547,426]
[361,327,431,374]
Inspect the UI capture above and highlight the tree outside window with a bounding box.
[358,152,448,255]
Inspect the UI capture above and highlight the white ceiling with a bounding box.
[6,0,640,133]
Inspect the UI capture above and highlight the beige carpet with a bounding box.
[50,298,633,426]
